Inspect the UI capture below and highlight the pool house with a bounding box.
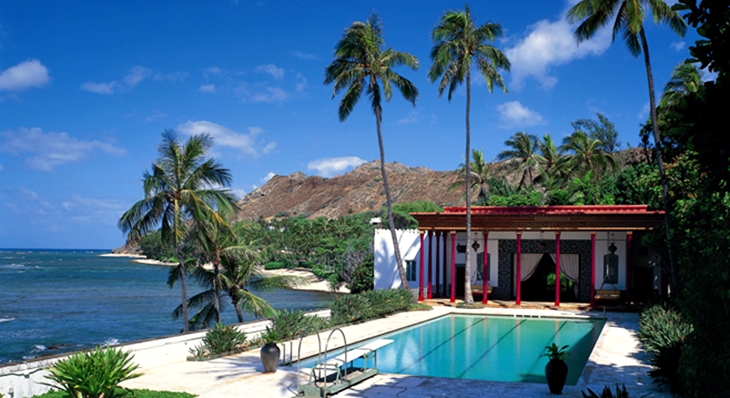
[374,205,665,306]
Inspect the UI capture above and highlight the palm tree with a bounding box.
[429,4,510,304]
[567,0,687,271]
[449,149,495,205]
[535,134,570,189]
[324,13,419,290]
[177,222,306,329]
[659,62,702,109]
[118,130,238,333]
[561,131,617,179]
[497,132,541,190]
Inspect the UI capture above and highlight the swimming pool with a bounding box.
[299,314,604,385]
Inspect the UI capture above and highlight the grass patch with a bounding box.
[34,389,196,398]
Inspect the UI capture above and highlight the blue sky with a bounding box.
[1,1,698,250]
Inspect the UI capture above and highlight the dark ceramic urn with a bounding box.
[260,342,280,373]
[545,358,568,394]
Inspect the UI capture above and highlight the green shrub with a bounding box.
[638,303,693,392]
[330,289,413,326]
[33,390,196,398]
[581,384,629,398]
[347,255,374,294]
[188,323,248,360]
[43,346,141,398]
[264,261,289,270]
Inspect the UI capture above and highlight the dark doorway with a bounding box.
[456,265,465,297]
[519,254,580,302]
[633,267,654,303]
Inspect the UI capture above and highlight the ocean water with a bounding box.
[0,249,335,365]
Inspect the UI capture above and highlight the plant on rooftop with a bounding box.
[42,346,141,398]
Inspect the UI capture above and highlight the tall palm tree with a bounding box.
[118,130,238,333]
[497,132,541,190]
[561,131,617,179]
[567,0,687,272]
[324,13,419,290]
[429,4,510,304]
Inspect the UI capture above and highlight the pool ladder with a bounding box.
[295,327,349,397]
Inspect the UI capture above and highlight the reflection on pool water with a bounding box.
[300,314,604,385]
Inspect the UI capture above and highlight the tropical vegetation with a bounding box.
[42,346,142,398]
[118,131,239,333]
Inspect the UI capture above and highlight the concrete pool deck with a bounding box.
[121,305,669,397]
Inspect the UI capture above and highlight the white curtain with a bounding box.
[514,253,544,281]
[550,254,580,283]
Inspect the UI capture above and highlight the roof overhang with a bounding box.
[410,205,664,232]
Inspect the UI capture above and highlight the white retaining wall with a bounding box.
[0,309,330,398]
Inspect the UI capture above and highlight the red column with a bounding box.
[555,232,561,307]
[482,231,489,304]
[516,232,522,305]
[450,231,456,303]
[436,231,441,298]
[626,232,633,305]
[590,232,596,307]
[418,231,425,302]
[427,230,433,299]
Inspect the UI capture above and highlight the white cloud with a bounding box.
[293,51,317,60]
[0,59,50,92]
[261,172,276,183]
[0,164,4,172]
[123,66,151,87]
[505,17,611,90]
[497,101,547,128]
[80,81,117,94]
[175,121,275,158]
[295,74,307,92]
[154,71,188,81]
[255,63,285,80]
[1,127,126,172]
[671,41,685,52]
[199,84,216,93]
[63,194,127,225]
[398,111,419,125]
[250,86,289,103]
[81,65,152,94]
[307,156,367,178]
[145,109,168,122]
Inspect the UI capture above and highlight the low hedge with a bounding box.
[330,289,414,326]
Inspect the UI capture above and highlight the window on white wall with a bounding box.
[406,260,417,282]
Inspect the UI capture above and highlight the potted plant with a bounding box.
[259,326,281,373]
[543,343,569,394]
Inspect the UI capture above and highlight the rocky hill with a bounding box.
[235,160,464,221]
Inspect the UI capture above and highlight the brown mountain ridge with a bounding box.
[235,160,465,221]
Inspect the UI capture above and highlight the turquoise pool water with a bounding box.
[300,315,604,385]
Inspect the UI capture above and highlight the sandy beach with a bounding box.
[109,253,349,294]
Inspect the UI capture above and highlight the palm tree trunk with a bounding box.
[213,259,221,324]
[641,29,675,286]
[464,68,474,304]
[176,248,189,333]
[231,294,244,323]
[375,105,410,291]
[174,200,190,333]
